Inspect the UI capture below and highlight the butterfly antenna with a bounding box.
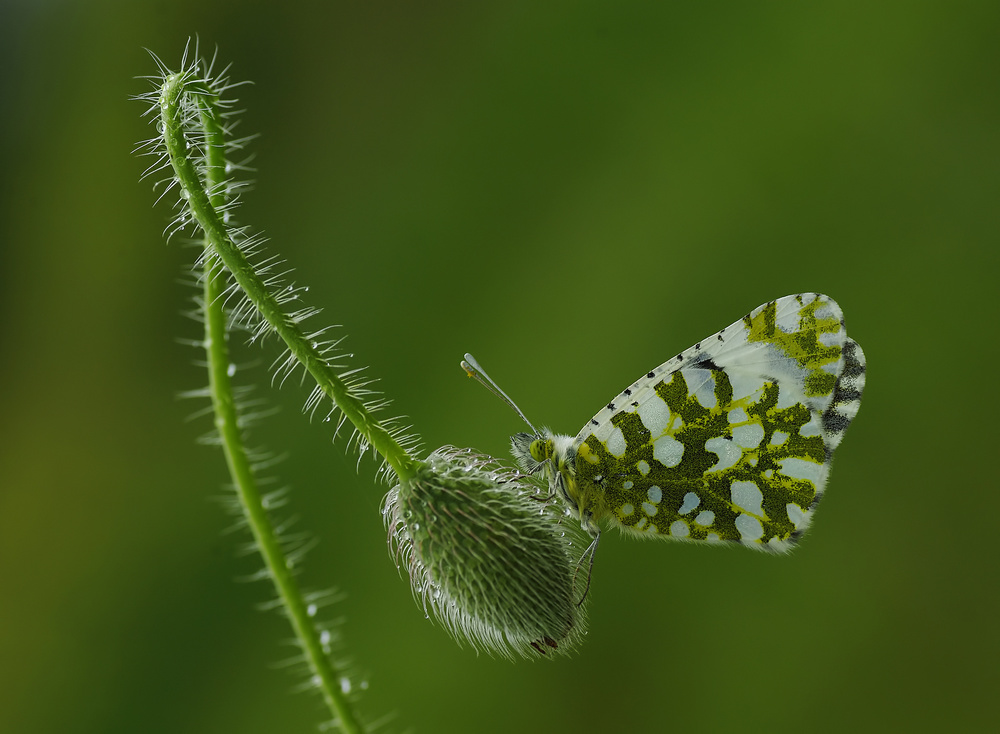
[461,353,540,435]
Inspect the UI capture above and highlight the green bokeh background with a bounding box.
[2,3,998,733]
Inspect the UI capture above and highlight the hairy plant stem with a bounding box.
[159,72,419,483]
[165,73,367,734]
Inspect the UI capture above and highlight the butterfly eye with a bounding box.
[529,439,549,462]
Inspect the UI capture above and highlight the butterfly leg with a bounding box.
[572,528,601,607]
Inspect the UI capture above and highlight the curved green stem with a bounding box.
[204,242,364,734]
[159,72,419,483]
[167,72,367,734]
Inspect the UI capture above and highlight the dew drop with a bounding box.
[227,363,237,377]
[306,603,318,617]
[339,677,352,694]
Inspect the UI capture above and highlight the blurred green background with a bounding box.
[2,2,998,732]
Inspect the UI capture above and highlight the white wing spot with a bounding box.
[786,503,807,530]
[605,427,627,458]
[771,431,789,446]
[778,457,822,484]
[636,460,651,476]
[694,510,715,526]
[818,329,841,348]
[678,492,700,515]
[774,307,803,332]
[705,437,741,472]
[731,481,764,516]
[732,422,765,449]
[800,413,822,437]
[727,372,767,405]
[669,520,690,538]
[635,517,648,531]
[647,486,662,504]
[623,480,634,490]
[642,501,658,517]
[775,383,801,409]
[736,514,764,542]
[728,407,748,424]
[620,503,635,516]
[637,397,670,437]
[653,435,684,467]
[682,368,717,410]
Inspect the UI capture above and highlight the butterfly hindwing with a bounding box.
[571,293,866,551]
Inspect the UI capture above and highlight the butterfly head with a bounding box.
[510,430,599,539]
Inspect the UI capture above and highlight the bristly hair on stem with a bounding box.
[134,40,423,484]
[135,40,376,734]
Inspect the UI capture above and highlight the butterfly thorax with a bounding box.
[511,430,603,539]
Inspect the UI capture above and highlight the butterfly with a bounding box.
[463,293,865,568]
